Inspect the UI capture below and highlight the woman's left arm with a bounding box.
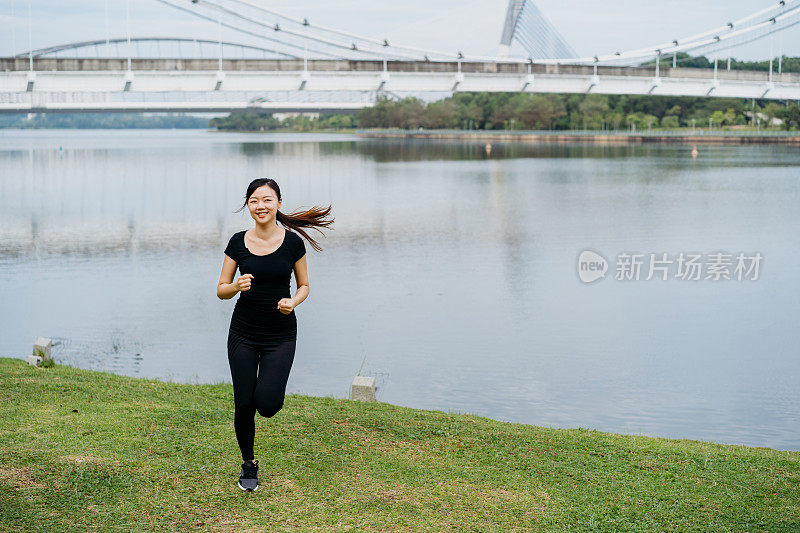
[291,255,309,307]
[278,255,309,314]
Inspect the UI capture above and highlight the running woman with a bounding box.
[217,178,333,491]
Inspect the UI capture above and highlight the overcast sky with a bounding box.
[2,0,797,60]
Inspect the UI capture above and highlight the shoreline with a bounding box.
[356,128,800,145]
[3,127,798,146]
[2,356,795,453]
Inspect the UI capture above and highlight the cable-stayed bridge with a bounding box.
[1,0,798,114]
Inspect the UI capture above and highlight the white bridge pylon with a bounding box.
[499,0,800,66]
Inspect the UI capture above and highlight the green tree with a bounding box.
[661,115,680,129]
[396,97,426,129]
[778,103,800,130]
[460,101,484,129]
[326,114,354,129]
[710,110,725,127]
[487,100,513,130]
[763,102,783,128]
[578,95,609,129]
[722,108,737,126]
[514,94,565,129]
[423,99,457,129]
[606,111,624,131]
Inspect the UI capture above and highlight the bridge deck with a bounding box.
[1,58,798,84]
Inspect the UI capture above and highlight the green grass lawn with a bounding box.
[1,356,798,532]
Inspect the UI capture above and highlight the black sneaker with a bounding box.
[238,459,259,491]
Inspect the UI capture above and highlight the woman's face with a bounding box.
[247,185,282,225]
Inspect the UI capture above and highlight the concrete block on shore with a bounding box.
[27,355,42,366]
[350,376,376,402]
[33,337,52,361]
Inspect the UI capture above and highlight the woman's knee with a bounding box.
[256,399,284,418]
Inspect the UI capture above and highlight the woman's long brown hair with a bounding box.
[235,178,334,252]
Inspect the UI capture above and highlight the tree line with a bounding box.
[0,113,208,129]
[209,113,355,132]
[209,93,800,132]
[648,52,800,73]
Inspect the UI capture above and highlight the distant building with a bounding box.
[744,111,783,126]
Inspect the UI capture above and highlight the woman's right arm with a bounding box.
[217,255,251,299]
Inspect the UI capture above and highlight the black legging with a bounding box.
[227,330,296,462]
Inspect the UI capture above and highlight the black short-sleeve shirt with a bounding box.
[224,229,306,341]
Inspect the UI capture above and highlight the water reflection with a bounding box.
[1,129,799,451]
[321,138,798,166]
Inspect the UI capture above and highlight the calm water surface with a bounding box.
[1,129,798,451]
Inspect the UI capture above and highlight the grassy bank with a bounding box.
[1,356,798,532]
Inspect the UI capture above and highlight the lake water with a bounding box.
[1,129,798,451]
